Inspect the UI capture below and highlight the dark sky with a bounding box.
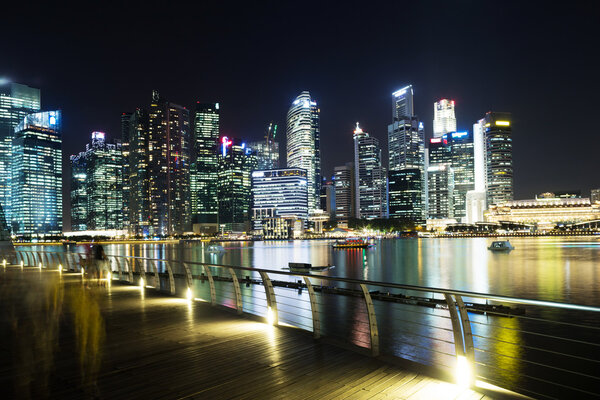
[2,1,599,228]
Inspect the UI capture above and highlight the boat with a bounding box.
[488,240,514,251]
[206,244,225,253]
[288,262,334,272]
[332,238,373,249]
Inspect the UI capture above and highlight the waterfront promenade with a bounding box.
[0,268,507,399]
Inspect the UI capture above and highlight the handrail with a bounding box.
[19,248,600,313]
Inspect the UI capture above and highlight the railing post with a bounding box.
[360,283,379,356]
[165,261,175,295]
[114,257,123,281]
[202,264,216,306]
[303,276,321,339]
[26,252,32,267]
[126,258,133,282]
[444,294,466,357]
[455,295,475,363]
[228,267,243,315]
[259,271,278,325]
[150,260,160,290]
[136,258,146,286]
[44,252,51,268]
[64,253,71,271]
[182,262,193,289]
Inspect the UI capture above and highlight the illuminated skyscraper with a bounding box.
[0,82,40,224]
[249,122,279,170]
[433,99,457,138]
[191,102,220,233]
[334,163,355,223]
[353,123,387,219]
[128,91,191,236]
[11,111,62,238]
[120,112,132,226]
[388,86,425,223]
[286,91,321,212]
[483,112,513,206]
[70,132,124,231]
[217,137,257,232]
[388,168,423,222]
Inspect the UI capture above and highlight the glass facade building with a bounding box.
[70,132,123,231]
[483,112,513,206]
[251,168,308,230]
[217,137,257,232]
[286,91,321,212]
[433,99,457,138]
[191,102,220,230]
[334,163,355,222]
[353,123,387,219]
[11,111,62,237]
[249,122,279,170]
[0,82,41,224]
[388,168,423,222]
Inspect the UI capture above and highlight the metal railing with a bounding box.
[7,249,600,399]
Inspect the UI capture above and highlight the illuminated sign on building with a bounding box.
[221,136,232,156]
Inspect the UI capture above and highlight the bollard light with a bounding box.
[186,287,193,301]
[455,355,473,388]
[20,260,23,269]
[140,277,145,289]
[267,306,275,325]
[38,262,42,270]
[2,259,6,268]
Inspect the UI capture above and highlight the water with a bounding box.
[22,236,600,398]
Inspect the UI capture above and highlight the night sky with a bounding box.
[2,1,599,228]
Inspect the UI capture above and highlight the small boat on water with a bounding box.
[288,262,334,272]
[206,244,225,253]
[332,238,373,249]
[488,240,514,251]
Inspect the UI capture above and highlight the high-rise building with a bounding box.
[128,91,191,236]
[0,82,41,224]
[334,163,355,223]
[11,111,62,237]
[191,102,220,233]
[483,112,513,206]
[70,132,124,231]
[251,168,308,231]
[591,189,600,204]
[466,119,487,223]
[388,86,425,223]
[320,178,335,218]
[286,91,321,212]
[447,132,474,220]
[388,168,423,223]
[353,123,387,219]
[249,122,279,170]
[217,136,257,232]
[120,112,132,226]
[427,165,454,219]
[433,99,457,138]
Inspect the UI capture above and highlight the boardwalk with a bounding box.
[0,268,509,399]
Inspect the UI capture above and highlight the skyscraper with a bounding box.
[11,111,62,238]
[120,112,132,226]
[0,82,40,224]
[286,91,321,212]
[388,168,423,223]
[388,86,425,223]
[433,99,457,138]
[249,122,279,170]
[483,112,513,206]
[191,102,220,233]
[70,132,124,231]
[217,137,257,232]
[447,132,474,220]
[334,163,355,223]
[353,123,387,219]
[128,91,191,236]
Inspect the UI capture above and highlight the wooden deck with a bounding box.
[0,269,505,399]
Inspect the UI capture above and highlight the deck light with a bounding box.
[140,277,145,289]
[38,262,42,270]
[186,287,193,301]
[20,260,23,269]
[267,306,275,325]
[455,355,473,387]
[2,259,6,268]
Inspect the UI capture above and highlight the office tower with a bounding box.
[11,111,62,237]
[392,85,414,120]
[217,137,257,232]
[191,102,220,233]
[128,91,191,236]
[591,189,600,204]
[433,99,457,138]
[427,165,454,219]
[320,178,335,218]
[251,168,308,231]
[250,122,279,170]
[388,168,423,222]
[334,163,355,223]
[70,132,124,231]
[466,119,487,223]
[120,112,132,226]
[70,152,87,231]
[353,123,387,219]
[0,82,41,224]
[388,86,425,223]
[483,112,513,206]
[286,91,321,212]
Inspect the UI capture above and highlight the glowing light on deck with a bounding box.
[267,306,275,325]
[455,355,472,387]
[38,262,42,270]
[140,277,145,289]
[2,259,6,268]
[186,287,193,301]
[20,260,23,269]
